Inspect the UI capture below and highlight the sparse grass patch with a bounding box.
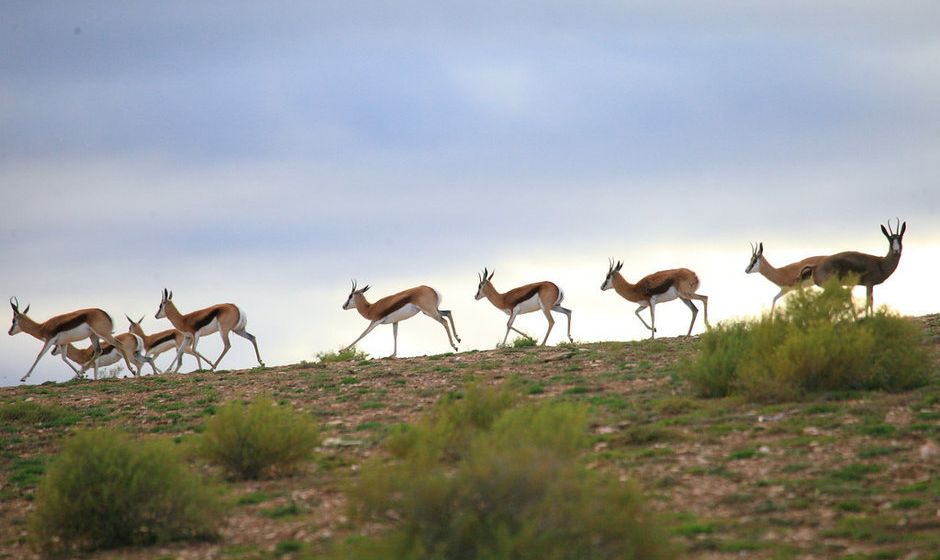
[30,429,221,554]
[0,400,75,426]
[197,395,319,479]
[512,336,537,348]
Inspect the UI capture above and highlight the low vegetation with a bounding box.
[315,346,370,364]
[685,281,931,402]
[196,395,320,479]
[333,385,675,560]
[30,429,220,555]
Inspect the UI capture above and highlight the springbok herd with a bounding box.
[8,220,906,383]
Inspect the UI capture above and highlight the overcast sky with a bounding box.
[2,2,939,385]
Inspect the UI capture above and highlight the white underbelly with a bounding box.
[89,348,122,369]
[197,320,219,337]
[381,303,421,324]
[55,324,96,344]
[650,286,679,304]
[148,339,179,356]
[513,294,543,315]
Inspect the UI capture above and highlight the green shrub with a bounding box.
[316,346,369,364]
[197,395,319,479]
[684,281,931,402]
[334,385,675,560]
[512,336,537,348]
[30,429,220,554]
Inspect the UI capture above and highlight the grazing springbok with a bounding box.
[745,242,826,314]
[342,281,460,357]
[8,298,136,382]
[601,259,710,339]
[807,219,906,315]
[52,333,157,379]
[127,315,204,373]
[474,268,573,346]
[155,289,264,371]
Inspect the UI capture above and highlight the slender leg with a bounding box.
[60,345,87,378]
[170,335,190,373]
[345,320,381,351]
[552,305,573,342]
[866,285,874,316]
[21,340,58,382]
[503,309,520,346]
[210,330,233,370]
[540,306,555,345]
[634,303,655,333]
[440,310,461,343]
[98,332,137,376]
[688,293,710,327]
[648,301,657,339]
[390,322,399,358]
[233,328,265,366]
[770,289,786,316]
[681,298,699,336]
[429,312,458,351]
[189,334,215,368]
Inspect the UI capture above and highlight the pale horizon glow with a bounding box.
[2,2,939,386]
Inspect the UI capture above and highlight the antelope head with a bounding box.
[343,280,370,310]
[126,314,145,335]
[156,289,173,319]
[881,218,906,254]
[8,297,29,336]
[601,259,623,291]
[475,268,495,300]
[745,242,764,274]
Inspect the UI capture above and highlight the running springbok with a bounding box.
[127,315,204,373]
[342,281,459,358]
[745,242,826,314]
[155,289,264,371]
[52,333,157,379]
[601,259,710,339]
[8,298,136,382]
[474,268,573,346]
[807,219,906,316]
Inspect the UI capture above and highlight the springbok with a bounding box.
[745,242,826,314]
[154,289,264,371]
[127,315,204,373]
[808,219,906,315]
[474,268,573,346]
[342,281,459,358]
[52,333,157,379]
[601,259,709,339]
[8,298,136,382]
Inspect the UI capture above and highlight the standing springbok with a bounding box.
[127,315,204,373]
[154,289,264,371]
[808,219,906,316]
[745,242,826,314]
[52,333,157,379]
[342,281,460,358]
[601,259,710,339]
[474,268,573,346]
[8,298,136,382]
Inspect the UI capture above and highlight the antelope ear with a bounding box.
[758,242,763,254]
[881,225,889,238]
[168,291,173,300]
[488,269,495,281]
[139,316,144,324]
[23,304,29,314]
[615,261,623,272]
[900,222,906,236]
[362,285,371,293]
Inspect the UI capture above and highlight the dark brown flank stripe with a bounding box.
[194,308,222,332]
[371,295,414,318]
[505,285,542,308]
[641,278,675,297]
[50,314,91,334]
[150,333,177,348]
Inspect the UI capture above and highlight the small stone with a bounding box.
[919,441,939,460]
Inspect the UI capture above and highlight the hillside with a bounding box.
[1,315,939,559]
